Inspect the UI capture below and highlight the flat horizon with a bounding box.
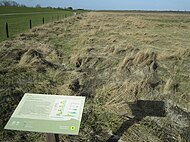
[13,0,190,11]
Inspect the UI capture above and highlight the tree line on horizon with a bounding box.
[0,0,26,7]
[0,0,75,10]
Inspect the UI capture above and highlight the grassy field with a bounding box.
[0,6,75,42]
[0,6,67,14]
[0,11,190,142]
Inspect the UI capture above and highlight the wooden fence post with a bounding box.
[43,17,45,24]
[6,22,9,38]
[30,19,32,29]
[46,134,60,142]
[52,16,53,22]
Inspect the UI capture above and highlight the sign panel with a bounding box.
[4,93,85,135]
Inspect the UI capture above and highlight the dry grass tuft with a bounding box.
[19,48,43,65]
[120,56,134,70]
[113,44,135,55]
[163,78,179,94]
[158,48,190,61]
[133,49,157,65]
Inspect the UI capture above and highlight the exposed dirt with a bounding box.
[0,12,190,142]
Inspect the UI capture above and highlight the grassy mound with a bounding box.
[0,12,190,142]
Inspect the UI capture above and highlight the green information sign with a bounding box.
[5,93,86,135]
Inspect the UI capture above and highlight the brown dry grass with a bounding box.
[0,12,190,142]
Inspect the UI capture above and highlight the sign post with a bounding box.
[6,22,9,38]
[46,133,60,142]
[4,93,86,141]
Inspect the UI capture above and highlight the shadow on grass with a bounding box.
[106,100,166,142]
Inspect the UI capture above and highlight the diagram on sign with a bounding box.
[50,99,82,120]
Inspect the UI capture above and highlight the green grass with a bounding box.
[0,7,76,42]
[0,6,66,14]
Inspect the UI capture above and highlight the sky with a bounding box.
[14,0,190,11]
